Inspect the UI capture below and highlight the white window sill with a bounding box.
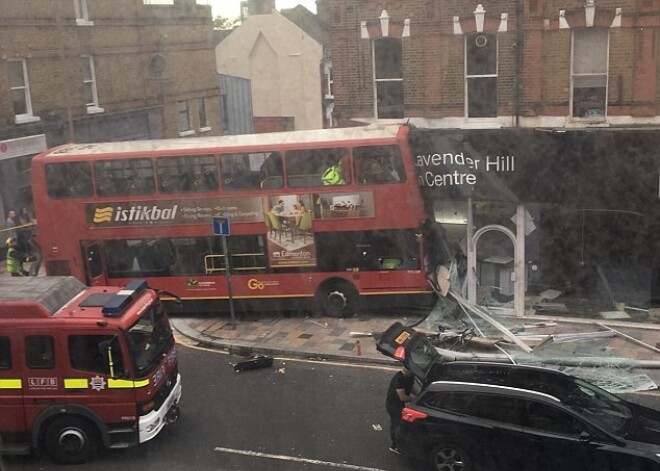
[199,127,212,133]
[86,106,105,114]
[15,115,41,124]
[179,130,196,137]
[76,19,94,26]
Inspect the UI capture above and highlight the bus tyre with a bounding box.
[44,416,100,465]
[316,280,359,318]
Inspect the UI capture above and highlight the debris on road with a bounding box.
[232,355,274,373]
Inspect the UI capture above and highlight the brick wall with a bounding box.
[320,0,659,124]
[0,0,220,143]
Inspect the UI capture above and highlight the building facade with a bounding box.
[319,0,659,129]
[0,0,221,216]
[319,0,660,317]
[216,0,325,131]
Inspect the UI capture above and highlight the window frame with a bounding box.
[570,27,609,120]
[372,37,404,119]
[7,59,39,124]
[464,33,498,118]
[177,100,194,136]
[74,0,93,25]
[199,97,210,132]
[82,55,104,113]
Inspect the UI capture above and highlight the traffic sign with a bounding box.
[213,216,230,236]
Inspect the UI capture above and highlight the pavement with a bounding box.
[170,310,660,383]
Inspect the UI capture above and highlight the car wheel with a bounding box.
[44,416,100,464]
[429,443,471,471]
[316,279,359,318]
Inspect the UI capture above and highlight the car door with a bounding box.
[0,332,26,438]
[521,399,599,471]
[457,392,531,470]
[376,321,441,381]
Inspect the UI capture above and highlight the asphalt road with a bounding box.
[3,343,415,471]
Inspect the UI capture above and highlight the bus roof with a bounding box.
[41,124,404,158]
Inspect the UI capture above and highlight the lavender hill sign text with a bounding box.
[415,152,516,187]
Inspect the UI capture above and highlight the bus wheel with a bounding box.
[44,416,100,464]
[316,280,359,318]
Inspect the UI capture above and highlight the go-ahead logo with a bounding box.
[93,205,178,224]
[247,278,279,290]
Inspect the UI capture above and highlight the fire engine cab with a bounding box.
[0,277,181,464]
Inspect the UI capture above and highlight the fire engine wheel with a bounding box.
[316,280,359,318]
[44,416,100,465]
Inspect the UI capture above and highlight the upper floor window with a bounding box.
[83,55,103,113]
[373,38,403,119]
[177,100,193,136]
[465,33,498,118]
[572,28,608,119]
[157,155,218,193]
[199,97,210,131]
[74,0,93,25]
[7,59,39,124]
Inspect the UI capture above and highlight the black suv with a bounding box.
[377,322,660,471]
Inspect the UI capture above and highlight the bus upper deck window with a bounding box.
[46,162,93,198]
[157,155,217,193]
[354,145,405,184]
[95,158,155,196]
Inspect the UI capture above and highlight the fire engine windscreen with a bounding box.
[125,301,174,375]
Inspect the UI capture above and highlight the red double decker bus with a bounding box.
[31,125,434,317]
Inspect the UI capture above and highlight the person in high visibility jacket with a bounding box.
[322,160,346,185]
[5,237,31,276]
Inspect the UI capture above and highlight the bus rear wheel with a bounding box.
[44,416,100,464]
[316,280,359,318]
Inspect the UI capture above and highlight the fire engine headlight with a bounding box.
[145,417,161,433]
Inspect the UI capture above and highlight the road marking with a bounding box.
[214,446,390,471]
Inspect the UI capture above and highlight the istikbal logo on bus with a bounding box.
[93,205,178,224]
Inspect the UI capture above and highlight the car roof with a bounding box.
[425,380,562,403]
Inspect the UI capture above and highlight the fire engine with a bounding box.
[0,277,181,464]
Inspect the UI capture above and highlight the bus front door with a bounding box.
[82,242,108,286]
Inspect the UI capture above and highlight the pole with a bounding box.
[222,235,236,329]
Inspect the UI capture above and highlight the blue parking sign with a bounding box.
[213,217,230,236]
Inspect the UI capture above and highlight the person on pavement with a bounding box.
[385,365,415,454]
[5,237,33,277]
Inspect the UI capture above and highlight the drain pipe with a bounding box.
[514,0,523,127]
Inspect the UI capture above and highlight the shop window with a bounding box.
[572,28,608,119]
[465,33,498,118]
[374,38,404,119]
